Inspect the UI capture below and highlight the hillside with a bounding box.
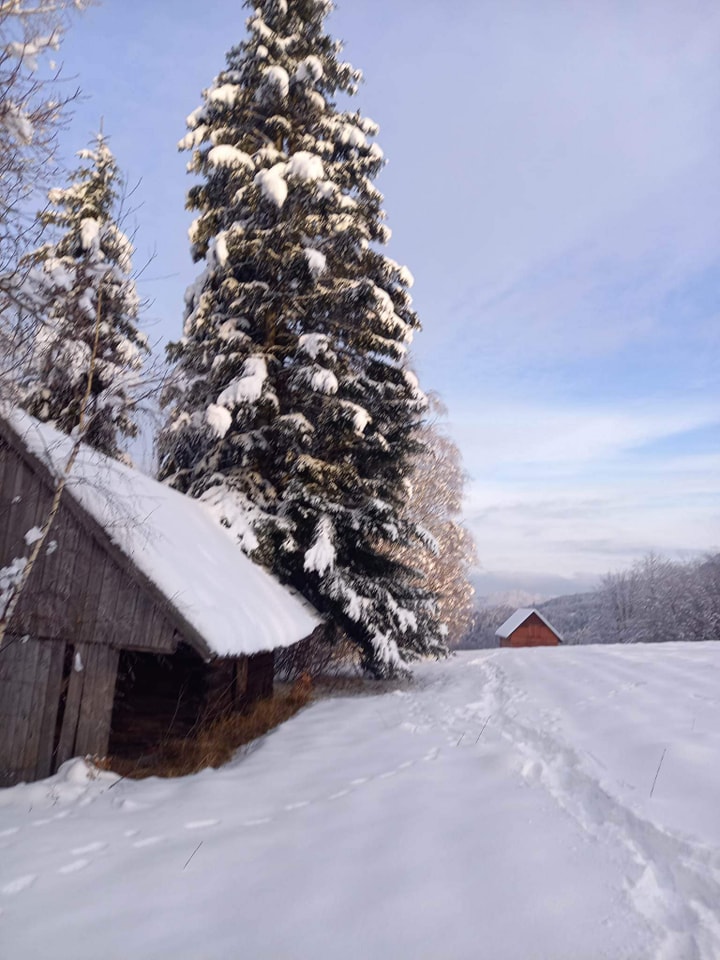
[464,552,720,648]
[459,584,606,649]
[538,589,607,643]
[2,643,719,959]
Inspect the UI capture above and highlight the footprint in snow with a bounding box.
[116,799,147,812]
[72,842,108,855]
[184,820,219,830]
[243,818,271,827]
[58,859,89,875]
[123,829,139,838]
[521,759,543,783]
[31,818,53,827]
[284,801,309,811]
[0,827,19,838]
[2,875,36,895]
[132,836,164,849]
[328,790,350,800]
[350,778,368,787]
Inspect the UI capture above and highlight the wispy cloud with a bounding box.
[458,401,720,583]
[452,403,720,469]
[55,0,720,596]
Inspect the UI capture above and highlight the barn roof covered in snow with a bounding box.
[495,608,564,642]
[1,409,320,658]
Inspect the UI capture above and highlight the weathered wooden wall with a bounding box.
[0,636,120,785]
[0,425,281,786]
[247,651,274,704]
[501,613,559,648]
[0,428,186,784]
[0,433,181,654]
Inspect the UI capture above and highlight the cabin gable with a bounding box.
[495,608,562,648]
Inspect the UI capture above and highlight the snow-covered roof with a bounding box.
[495,608,563,642]
[2,409,320,658]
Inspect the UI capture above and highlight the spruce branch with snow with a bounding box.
[0,0,89,373]
[159,0,445,675]
[19,132,149,460]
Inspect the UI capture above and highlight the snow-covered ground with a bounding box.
[2,643,720,960]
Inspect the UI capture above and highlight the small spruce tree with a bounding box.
[160,0,445,675]
[21,132,148,459]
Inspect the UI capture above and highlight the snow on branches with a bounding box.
[160,0,445,674]
[20,132,149,460]
[0,0,89,398]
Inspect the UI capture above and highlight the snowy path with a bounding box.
[468,650,720,960]
[1,643,720,959]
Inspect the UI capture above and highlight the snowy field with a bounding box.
[2,643,720,960]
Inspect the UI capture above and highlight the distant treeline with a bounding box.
[459,553,720,648]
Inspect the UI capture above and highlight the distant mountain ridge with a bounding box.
[538,591,607,644]
[458,588,607,649]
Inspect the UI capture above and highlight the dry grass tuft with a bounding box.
[99,676,312,781]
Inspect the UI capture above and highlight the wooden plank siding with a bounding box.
[0,418,285,786]
[247,651,275,704]
[53,643,121,768]
[54,645,87,769]
[0,426,192,784]
[0,431,190,656]
[0,437,13,560]
[0,637,64,786]
[73,645,120,759]
[0,639,35,784]
[35,510,80,637]
[20,640,53,777]
[34,640,67,779]
[0,419,214,658]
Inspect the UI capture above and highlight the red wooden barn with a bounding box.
[495,608,563,648]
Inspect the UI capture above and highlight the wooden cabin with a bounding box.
[0,410,319,786]
[495,608,563,648]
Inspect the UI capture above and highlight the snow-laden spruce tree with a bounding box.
[159,0,445,675]
[21,133,149,459]
[0,0,88,399]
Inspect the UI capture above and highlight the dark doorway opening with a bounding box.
[108,644,206,760]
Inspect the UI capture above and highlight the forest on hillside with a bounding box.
[461,553,720,648]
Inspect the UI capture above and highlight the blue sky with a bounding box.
[56,0,720,597]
